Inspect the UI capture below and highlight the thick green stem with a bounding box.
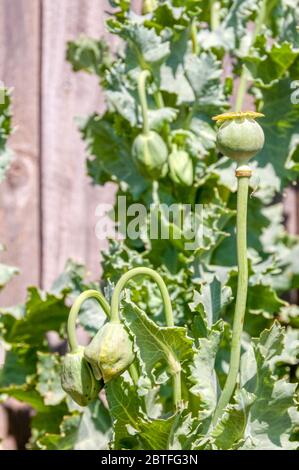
[111,267,174,327]
[191,19,199,55]
[110,267,182,408]
[235,67,248,112]
[67,290,110,352]
[210,0,221,31]
[138,70,151,135]
[212,171,250,425]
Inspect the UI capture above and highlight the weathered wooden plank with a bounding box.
[41,0,119,290]
[0,0,41,305]
[285,188,298,235]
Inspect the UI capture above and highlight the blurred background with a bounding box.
[0,0,298,449]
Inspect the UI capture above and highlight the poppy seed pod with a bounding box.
[84,322,135,383]
[61,346,101,406]
[168,148,193,186]
[213,111,265,163]
[132,131,168,179]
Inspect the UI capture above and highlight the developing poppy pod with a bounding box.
[132,131,168,179]
[212,111,265,163]
[84,322,135,383]
[61,346,101,406]
[168,148,193,186]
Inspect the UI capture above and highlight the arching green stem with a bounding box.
[67,290,110,353]
[110,267,182,409]
[111,267,174,327]
[212,169,250,425]
[67,289,139,385]
[138,70,151,135]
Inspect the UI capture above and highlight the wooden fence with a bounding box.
[0,0,138,307]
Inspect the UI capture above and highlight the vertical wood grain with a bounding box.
[41,0,118,290]
[0,0,41,306]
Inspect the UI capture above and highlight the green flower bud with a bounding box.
[61,346,101,406]
[132,131,168,179]
[168,148,193,186]
[213,111,265,164]
[84,322,135,383]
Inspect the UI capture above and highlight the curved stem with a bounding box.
[138,70,151,135]
[212,170,250,425]
[110,267,181,409]
[111,267,174,327]
[67,290,110,352]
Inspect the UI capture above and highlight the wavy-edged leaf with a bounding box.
[36,352,65,406]
[123,300,194,383]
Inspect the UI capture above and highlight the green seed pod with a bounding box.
[213,111,265,164]
[132,131,168,179]
[142,0,157,14]
[84,322,135,383]
[61,346,101,406]
[168,148,193,186]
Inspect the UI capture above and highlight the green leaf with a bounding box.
[211,390,255,449]
[0,87,12,151]
[189,322,223,419]
[50,259,86,296]
[108,21,170,67]
[36,413,81,450]
[138,414,179,450]
[191,278,232,327]
[2,287,69,346]
[138,410,198,450]
[82,113,147,197]
[74,401,112,450]
[0,262,19,289]
[247,284,287,316]
[66,36,111,76]
[30,402,70,445]
[222,0,258,50]
[0,344,36,388]
[245,40,299,86]
[36,352,65,406]
[212,323,299,450]
[148,107,178,131]
[253,78,299,188]
[105,375,144,449]
[185,52,227,110]
[123,301,194,383]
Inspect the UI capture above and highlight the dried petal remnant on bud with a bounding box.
[212,111,264,122]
